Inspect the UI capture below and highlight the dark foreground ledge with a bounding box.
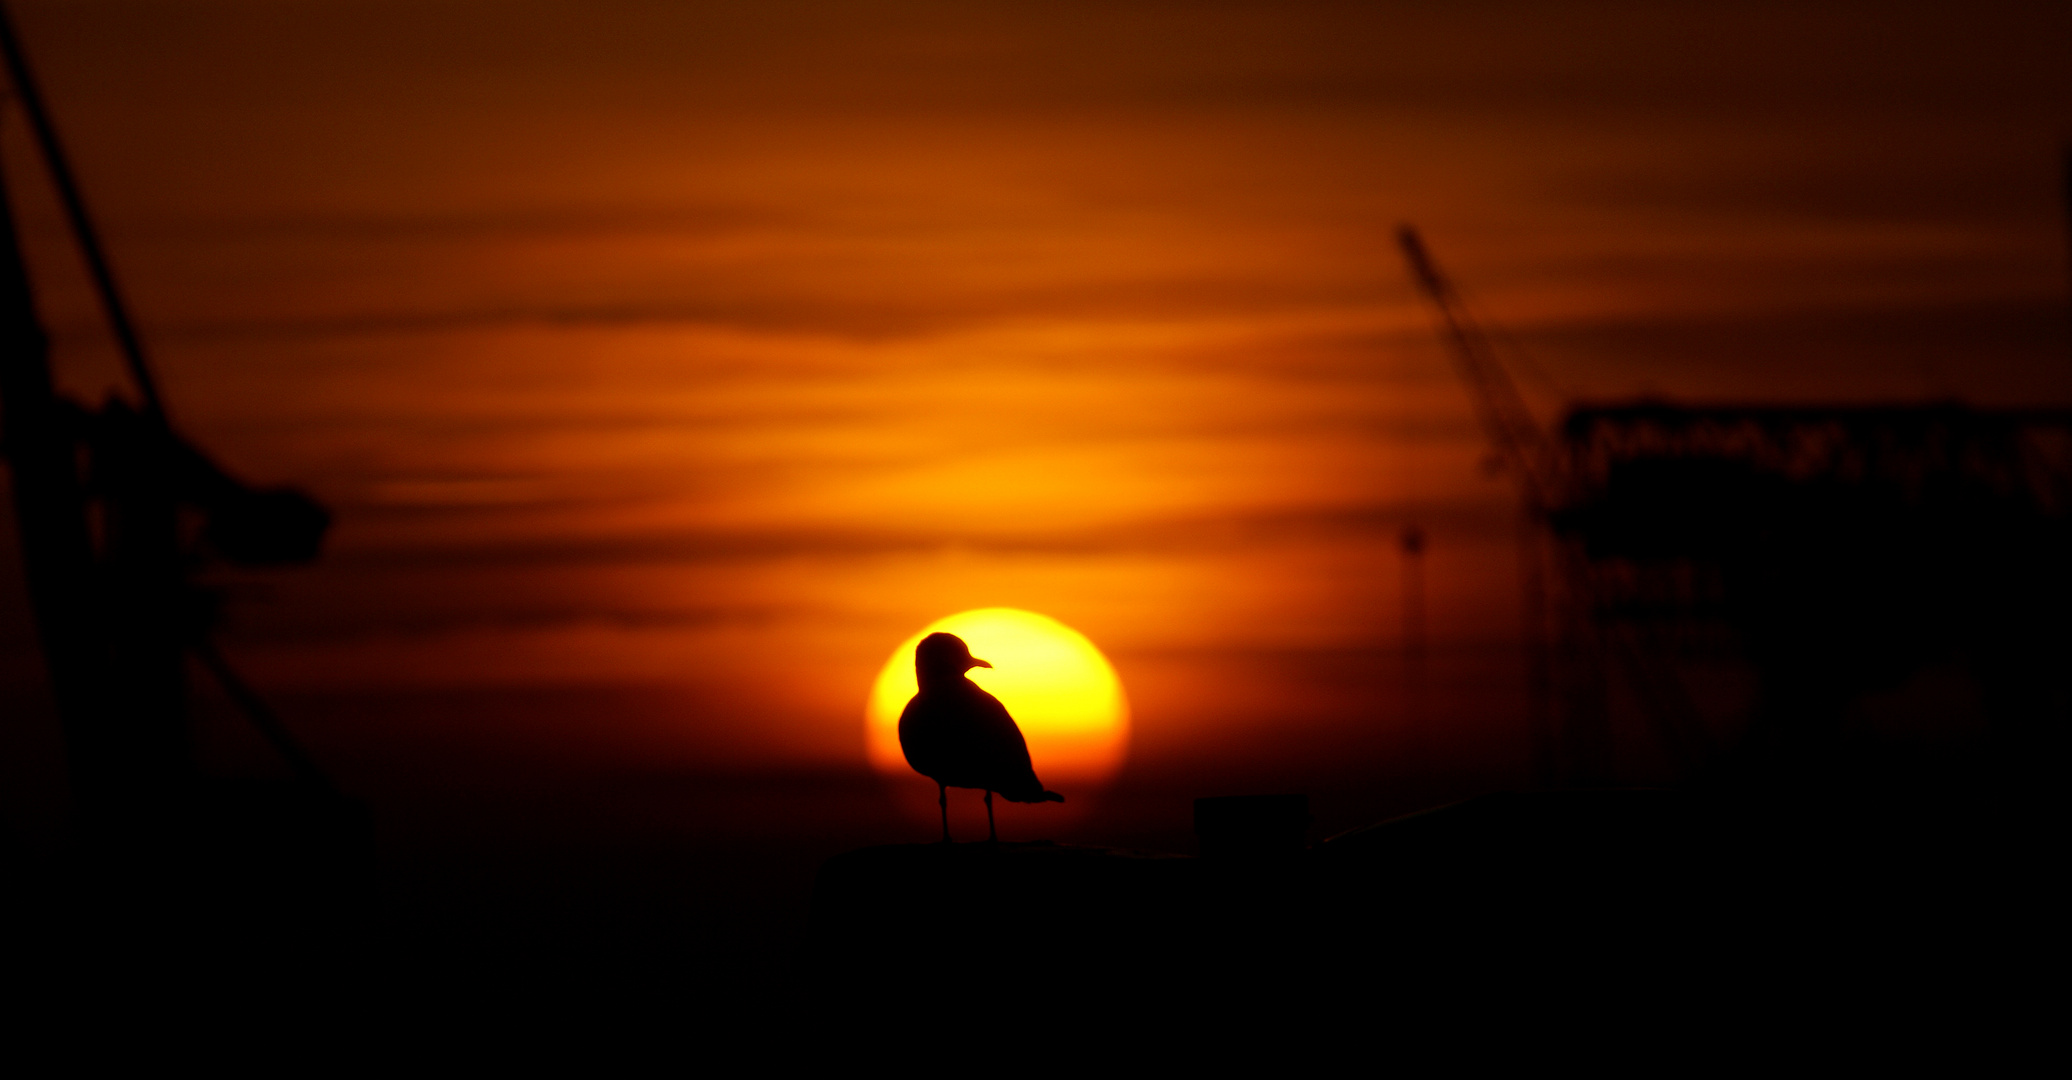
[808,790,2046,1017]
[812,841,1204,959]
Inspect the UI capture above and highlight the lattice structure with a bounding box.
[1546,402,2072,786]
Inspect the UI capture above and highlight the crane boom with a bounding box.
[1395,225,1571,783]
[0,1,165,419]
[1395,226,1562,513]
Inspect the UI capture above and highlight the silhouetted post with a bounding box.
[1194,794,1309,858]
[0,142,123,824]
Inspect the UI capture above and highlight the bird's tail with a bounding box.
[1001,788,1065,804]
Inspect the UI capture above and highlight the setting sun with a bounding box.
[866,608,1130,785]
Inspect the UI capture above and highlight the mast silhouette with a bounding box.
[0,2,335,840]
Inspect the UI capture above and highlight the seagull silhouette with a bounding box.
[898,632,1064,842]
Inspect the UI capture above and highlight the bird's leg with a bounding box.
[938,782,950,844]
[985,789,997,843]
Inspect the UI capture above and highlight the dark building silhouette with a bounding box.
[1547,402,2071,795]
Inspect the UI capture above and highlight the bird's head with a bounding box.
[915,632,992,684]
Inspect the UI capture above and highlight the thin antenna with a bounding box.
[2063,143,2071,365]
[0,0,166,420]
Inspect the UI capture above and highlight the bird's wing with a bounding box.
[959,685,1049,798]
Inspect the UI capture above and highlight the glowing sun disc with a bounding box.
[866,608,1130,785]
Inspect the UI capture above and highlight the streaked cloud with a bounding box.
[3,0,2066,775]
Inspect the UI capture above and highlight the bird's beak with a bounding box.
[969,657,993,669]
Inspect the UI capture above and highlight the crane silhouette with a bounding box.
[897,633,1063,842]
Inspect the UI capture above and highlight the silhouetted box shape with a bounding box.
[205,488,330,565]
[1194,794,1309,858]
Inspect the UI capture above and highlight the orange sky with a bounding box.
[1,0,2068,799]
